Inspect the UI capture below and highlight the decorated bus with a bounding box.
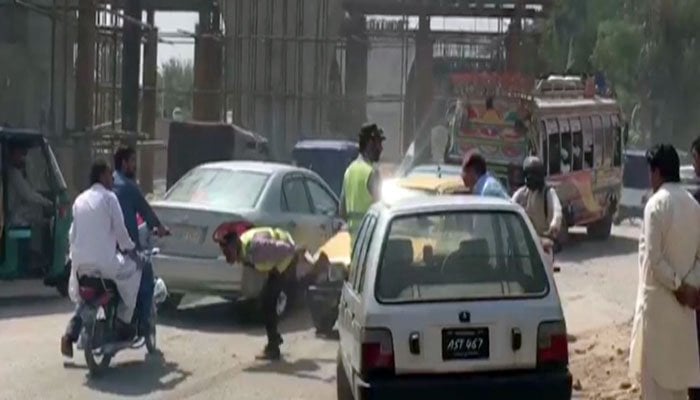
[446,73,625,240]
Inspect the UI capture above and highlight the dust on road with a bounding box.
[0,224,643,400]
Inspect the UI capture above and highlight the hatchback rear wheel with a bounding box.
[336,351,354,400]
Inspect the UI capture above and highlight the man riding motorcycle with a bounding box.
[61,160,141,358]
[112,145,169,337]
[512,156,563,252]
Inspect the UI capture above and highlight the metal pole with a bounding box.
[140,9,157,194]
[49,0,56,134]
[121,0,142,140]
[74,0,95,132]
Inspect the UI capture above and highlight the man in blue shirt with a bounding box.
[113,146,169,336]
[461,151,510,199]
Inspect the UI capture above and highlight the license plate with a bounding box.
[442,328,489,360]
[172,224,204,244]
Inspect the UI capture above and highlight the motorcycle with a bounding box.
[75,230,169,376]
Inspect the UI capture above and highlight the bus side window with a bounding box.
[592,115,604,168]
[558,118,572,173]
[602,114,613,167]
[613,115,622,167]
[581,116,594,169]
[571,117,584,171]
[547,121,561,175]
[540,121,549,173]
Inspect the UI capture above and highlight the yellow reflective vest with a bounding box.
[240,227,296,273]
[342,158,374,242]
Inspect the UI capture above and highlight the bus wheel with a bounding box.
[587,213,613,240]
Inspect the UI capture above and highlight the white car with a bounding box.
[336,196,571,399]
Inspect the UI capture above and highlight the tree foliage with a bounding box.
[539,0,700,146]
[158,58,194,119]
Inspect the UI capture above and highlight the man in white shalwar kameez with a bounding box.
[629,144,700,400]
[61,160,141,358]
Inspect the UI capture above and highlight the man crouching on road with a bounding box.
[214,223,307,361]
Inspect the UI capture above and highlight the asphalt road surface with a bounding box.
[0,224,641,400]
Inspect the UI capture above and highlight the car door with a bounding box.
[279,173,323,252]
[339,214,378,379]
[304,177,343,244]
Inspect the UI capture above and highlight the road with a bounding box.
[0,223,641,400]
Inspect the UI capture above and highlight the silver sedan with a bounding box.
[150,161,344,317]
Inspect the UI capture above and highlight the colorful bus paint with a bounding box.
[447,73,625,239]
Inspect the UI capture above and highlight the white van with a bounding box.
[336,196,572,400]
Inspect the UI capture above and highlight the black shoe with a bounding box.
[61,335,73,358]
[255,345,281,361]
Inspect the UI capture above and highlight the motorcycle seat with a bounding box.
[78,276,118,303]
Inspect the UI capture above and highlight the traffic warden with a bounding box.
[340,123,385,243]
[214,222,305,361]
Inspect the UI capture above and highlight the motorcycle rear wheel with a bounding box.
[145,304,158,354]
[84,321,112,376]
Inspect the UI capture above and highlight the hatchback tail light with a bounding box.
[537,320,569,369]
[361,328,395,379]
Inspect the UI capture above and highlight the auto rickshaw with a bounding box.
[292,140,359,197]
[0,128,72,295]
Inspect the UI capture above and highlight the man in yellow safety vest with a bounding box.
[340,123,385,243]
[214,222,305,361]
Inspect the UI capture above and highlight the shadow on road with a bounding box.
[243,357,336,383]
[158,298,315,337]
[0,296,72,320]
[558,231,638,264]
[82,353,191,396]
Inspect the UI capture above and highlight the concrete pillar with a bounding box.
[139,10,157,194]
[506,0,525,72]
[74,0,95,132]
[73,0,96,191]
[193,5,223,121]
[121,0,142,138]
[344,13,368,131]
[414,15,433,143]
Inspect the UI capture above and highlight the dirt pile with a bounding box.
[569,322,640,400]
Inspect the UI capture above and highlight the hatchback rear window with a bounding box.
[375,210,548,303]
[165,168,269,210]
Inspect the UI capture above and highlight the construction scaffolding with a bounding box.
[222,0,550,161]
[1,0,550,194]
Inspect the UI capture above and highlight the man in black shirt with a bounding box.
[689,137,700,400]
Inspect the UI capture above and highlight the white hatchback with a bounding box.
[336,196,572,400]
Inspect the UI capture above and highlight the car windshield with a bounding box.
[376,210,548,303]
[165,168,269,210]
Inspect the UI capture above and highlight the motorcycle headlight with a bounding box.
[327,263,348,282]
